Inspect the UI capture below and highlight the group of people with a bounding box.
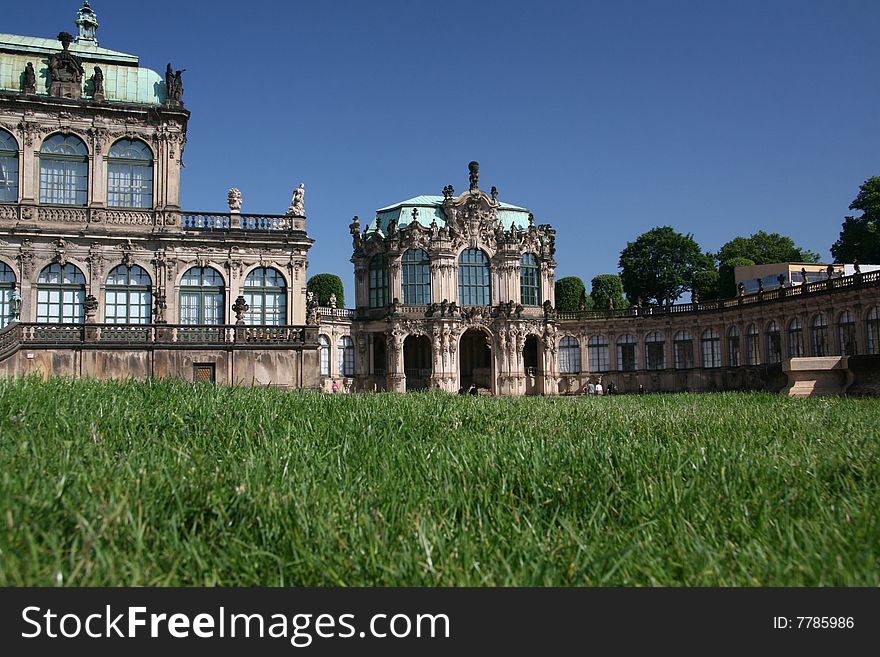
[458,384,480,396]
[583,380,617,396]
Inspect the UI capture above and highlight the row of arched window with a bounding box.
[367,248,541,308]
[556,313,880,373]
[0,263,289,327]
[0,129,153,208]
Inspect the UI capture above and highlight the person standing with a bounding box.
[587,381,596,396]
[596,381,604,396]
[331,380,339,393]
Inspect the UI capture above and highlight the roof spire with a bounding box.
[75,1,99,46]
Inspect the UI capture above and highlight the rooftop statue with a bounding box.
[468,161,479,191]
[165,63,185,106]
[227,188,242,212]
[48,32,85,99]
[287,183,305,216]
[92,66,104,101]
[22,62,36,94]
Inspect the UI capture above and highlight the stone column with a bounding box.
[386,326,406,392]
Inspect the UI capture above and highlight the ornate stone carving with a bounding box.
[165,63,185,107]
[468,161,479,191]
[306,291,320,325]
[88,125,109,151]
[227,188,242,212]
[54,238,68,266]
[83,294,99,321]
[18,121,40,147]
[87,244,104,278]
[48,33,85,99]
[18,241,35,279]
[91,66,104,101]
[23,62,36,94]
[286,183,305,216]
[232,296,249,324]
[153,293,167,323]
[38,207,88,223]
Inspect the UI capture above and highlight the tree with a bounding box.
[691,269,720,302]
[716,231,819,266]
[618,226,712,306]
[307,273,345,307]
[555,276,590,311]
[831,176,880,264]
[718,257,755,298]
[590,274,628,309]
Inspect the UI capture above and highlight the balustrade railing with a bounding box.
[181,211,295,232]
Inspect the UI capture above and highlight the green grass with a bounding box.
[0,377,878,586]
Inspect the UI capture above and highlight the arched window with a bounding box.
[368,254,388,308]
[787,318,804,358]
[179,266,225,325]
[108,139,153,208]
[701,329,721,368]
[401,249,430,305]
[646,331,665,370]
[559,336,580,374]
[319,334,330,376]
[588,335,608,372]
[838,310,857,356]
[673,330,694,369]
[766,321,781,363]
[811,314,828,357]
[520,253,541,306]
[746,324,759,365]
[727,326,741,367]
[36,263,86,323]
[39,134,88,205]
[0,129,19,202]
[105,265,151,324]
[244,267,286,325]
[0,262,16,328]
[338,336,354,377]
[458,248,491,306]
[617,334,636,371]
[867,308,880,356]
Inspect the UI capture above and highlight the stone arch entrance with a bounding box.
[459,328,493,393]
[404,334,431,391]
[524,334,544,395]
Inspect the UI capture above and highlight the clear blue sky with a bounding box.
[6,1,879,305]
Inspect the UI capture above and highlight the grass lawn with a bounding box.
[0,377,877,586]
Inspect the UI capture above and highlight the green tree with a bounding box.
[618,226,712,306]
[718,257,755,298]
[831,176,880,264]
[590,274,628,309]
[716,230,819,266]
[691,269,720,302]
[555,276,590,311]
[307,273,345,307]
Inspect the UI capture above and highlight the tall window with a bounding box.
[36,263,86,323]
[105,265,151,324]
[727,326,741,367]
[401,249,430,305]
[319,335,330,376]
[673,330,694,369]
[368,254,388,308]
[746,324,759,365]
[646,331,665,370]
[559,336,580,374]
[0,262,16,328]
[520,253,540,306]
[458,248,491,306]
[617,334,636,371]
[108,139,153,208]
[0,129,18,202]
[179,266,225,325]
[39,134,88,205]
[766,321,781,363]
[338,336,354,376]
[811,314,828,357]
[701,329,721,368]
[588,335,609,372]
[787,318,804,358]
[244,267,286,325]
[867,308,880,356]
[838,310,857,355]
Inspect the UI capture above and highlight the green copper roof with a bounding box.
[374,194,530,233]
[0,33,165,104]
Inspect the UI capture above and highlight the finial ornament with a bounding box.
[286,183,305,216]
[468,161,479,191]
[75,1,99,45]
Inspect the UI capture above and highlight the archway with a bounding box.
[404,334,431,391]
[523,334,543,395]
[459,328,493,392]
[372,334,387,391]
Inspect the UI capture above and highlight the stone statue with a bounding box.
[306,291,320,325]
[468,161,479,191]
[153,294,167,323]
[92,66,104,100]
[329,293,337,309]
[48,32,85,99]
[491,186,498,201]
[227,188,242,212]
[23,62,36,94]
[83,294,99,322]
[165,63,185,106]
[349,216,360,236]
[737,282,745,296]
[800,267,808,284]
[757,278,764,293]
[287,183,305,216]
[232,296,249,324]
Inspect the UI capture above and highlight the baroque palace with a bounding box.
[1,5,878,396]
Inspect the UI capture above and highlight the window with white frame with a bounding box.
[368,254,388,308]
[520,253,540,306]
[36,263,86,323]
[104,265,152,324]
[401,249,431,305]
[39,134,88,205]
[107,139,153,208]
[179,266,225,325]
[558,336,580,373]
[588,335,608,372]
[244,267,286,325]
[338,335,354,376]
[319,334,330,376]
[0,129,19,202]
[458,248,491,306]
[0,262,16,328]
